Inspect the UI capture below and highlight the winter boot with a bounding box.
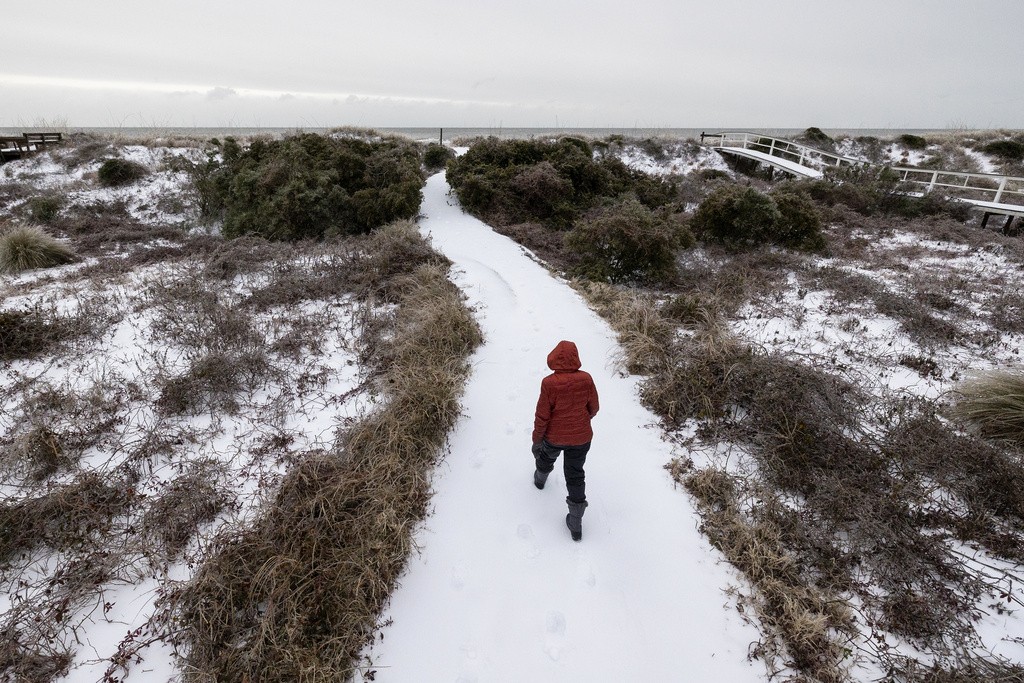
[565,498,588,541]
[534,468,549,490]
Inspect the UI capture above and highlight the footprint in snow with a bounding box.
[450,565,465,590]
[544,611,567,661]
[517,524,540,559]
[470,448,486,469]
[457,640,480,683]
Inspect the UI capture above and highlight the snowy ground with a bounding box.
[357,173,763,681]
[0,258,374,682]
[3,132,1024,681]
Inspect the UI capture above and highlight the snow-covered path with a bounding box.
[361,173,763,681]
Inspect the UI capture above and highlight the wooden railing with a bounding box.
[890,166,1024,206]
[703,131,1023,209]
[703,131,868,172]
[0,132,64,162]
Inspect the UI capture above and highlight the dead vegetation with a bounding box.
[166,256,482,681]
[1,185,481,682]
[577,280,1024,682]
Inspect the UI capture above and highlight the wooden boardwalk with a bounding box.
[0,132,63,162]
[703,131,1024,232]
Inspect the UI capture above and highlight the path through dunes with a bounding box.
[359,172,764,682]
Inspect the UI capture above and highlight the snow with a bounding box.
[885,144,931,167]
[5,132,1024,681]
[615,143,733,177]
[358,173,762,681]
[964,147,998,174]
[1,256,372,680]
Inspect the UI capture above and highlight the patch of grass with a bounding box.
[0,643,72,683]
[53,199,189,257]
[97,157,148,186]
[156,349,270,416]
[27,194,64,224]
[14,425,68,481]
[169,238,482,679]
[578,281,1024,678]
[0,305,80,362]
[0,225,76,273]
[143,461,231,557]
[240,220,446,311]
[896,656,1024,681]
[0,472,133,563]
[952,370,1024,445]
[682,467,852,682]
[2,380,128,483]
[810,267,961,346]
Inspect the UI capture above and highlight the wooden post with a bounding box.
[981,212,991,229]
[439,128,443,144]
[1002,215,1015,235]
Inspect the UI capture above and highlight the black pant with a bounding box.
[535,440,590,503]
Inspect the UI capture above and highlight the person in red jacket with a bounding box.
[532,340,600,541]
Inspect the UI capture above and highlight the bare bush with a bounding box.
[143,461,232,557]
[168,253,481,680]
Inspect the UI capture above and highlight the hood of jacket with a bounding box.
[547,340,582,372]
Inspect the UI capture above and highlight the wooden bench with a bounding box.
[23,132,64,148]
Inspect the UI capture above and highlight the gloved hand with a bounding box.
[531,441,543,459]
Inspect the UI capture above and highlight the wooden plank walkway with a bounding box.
[0,132,64,162]
[703,131,1024,233]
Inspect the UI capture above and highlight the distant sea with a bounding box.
[0,126,976,142]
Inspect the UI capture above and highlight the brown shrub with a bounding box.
[169,258,482,679]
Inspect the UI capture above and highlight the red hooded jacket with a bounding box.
[532,341,600,446]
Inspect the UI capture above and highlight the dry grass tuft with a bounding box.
[0,225,76,274]
[682,467,852,682]
[579,277,1024,679]
[167,251,481,679]
[952,370,1024,445]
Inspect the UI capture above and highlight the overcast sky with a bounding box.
[2,0,1022,130]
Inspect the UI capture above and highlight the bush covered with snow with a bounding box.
[193,133,424,239]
